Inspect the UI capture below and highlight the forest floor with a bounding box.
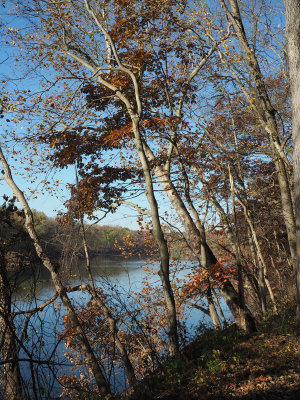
[126,303,300,400]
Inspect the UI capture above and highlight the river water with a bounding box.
[12,257,229,399]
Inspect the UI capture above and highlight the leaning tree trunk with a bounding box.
[131,119,179,356]
[151,162,257,332]
[174,146,221,328]
[0,147,110,396]
[220,0,297,270]
[77,198,137,386]
[284,0,300,318]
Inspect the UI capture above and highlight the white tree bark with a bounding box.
[0,147,110,395]
[284,0,300,317]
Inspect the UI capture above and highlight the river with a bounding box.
[12,257,229,399]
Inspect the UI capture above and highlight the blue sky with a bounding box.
[0,135,148,228]
[0,5,148,229]
[0,143,150,228]
[0,3,177,231]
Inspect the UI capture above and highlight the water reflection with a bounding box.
[13,257,154,399]
[13,256,148,301]
[11,257,227,399]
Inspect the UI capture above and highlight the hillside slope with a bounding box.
[126,304,300,400]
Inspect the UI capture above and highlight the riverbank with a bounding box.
[125,302,300,400]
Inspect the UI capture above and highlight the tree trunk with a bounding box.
[152,163,256,332]
[257,266,267,315]
[206,282,222,328]
[220,0,297,269]
[284,0,300,318]
[212,289,228,327]
[77,196,137,387]
[0,252,22,400]
[0,147,110,396]
[132,120,179,356]
[236,195,277,311]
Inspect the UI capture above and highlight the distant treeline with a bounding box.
[33,211,147,260]
[1,207,147,269]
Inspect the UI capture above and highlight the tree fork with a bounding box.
[153,163,256,332]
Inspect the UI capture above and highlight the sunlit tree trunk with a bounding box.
[193,165,262,318]
[212,288,228,327]
[173,153,221,328]
[0,147,110,396]
[220,0,297,269]
[61,1,180,356]
[131,120,179,356]
[206,281,222,329]
[284,0,300,318]
[152,162,256,332]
